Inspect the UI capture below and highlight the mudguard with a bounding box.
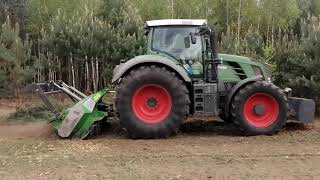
[224,75,264,117]
[112,55,191,84]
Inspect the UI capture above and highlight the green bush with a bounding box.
[271,17,320,112]
[7,106,53,122]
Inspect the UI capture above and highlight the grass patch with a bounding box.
[7,106,55,123]
[0,95,74,124]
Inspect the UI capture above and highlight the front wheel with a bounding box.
[231,81,288,135]
[115,65,190,139]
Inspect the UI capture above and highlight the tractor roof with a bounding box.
[146,19,207,27]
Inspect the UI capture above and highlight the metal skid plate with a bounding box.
[57,106,84,138]
[288,97,315,123]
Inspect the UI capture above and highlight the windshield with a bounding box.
[152,27,202,63]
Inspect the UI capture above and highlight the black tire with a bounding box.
[115,65,190,139]
[230,81,288,135]
[219,114,233,123]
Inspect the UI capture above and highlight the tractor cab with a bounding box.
[144,19,218,82]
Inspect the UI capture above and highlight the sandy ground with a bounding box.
[0,104,320,180]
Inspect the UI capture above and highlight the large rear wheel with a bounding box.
[231,81,288,135]
[115,65,190,139]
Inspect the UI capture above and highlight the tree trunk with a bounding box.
[271,18,275,47]
[37,35,41,83]
[37,68,40,83]
[48,55,52,81]
[267,16,271,46]
[237,0,242,47]
[103,59,108,88]
[226,0,229,28]
[57,56,62,80]
[70,56,75,88]
[91,58,96,93]
[95,58,99,90]
[170,0,174,19]
[257,16,261,31]
[85,57,90,93]
[68,60,71,85]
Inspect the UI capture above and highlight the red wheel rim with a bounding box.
[244,93,279,128]
[132,84,172,124]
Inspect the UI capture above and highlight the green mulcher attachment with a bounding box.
[32,81,114,139]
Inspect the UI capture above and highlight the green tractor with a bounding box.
[34,19,315,139]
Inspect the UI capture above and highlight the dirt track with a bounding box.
[0,101,320,180]
[0,119,319,180]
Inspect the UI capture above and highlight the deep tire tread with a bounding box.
[115,65,190,139]
[230,81,289,136]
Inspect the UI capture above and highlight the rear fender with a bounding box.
[224,75,264,117]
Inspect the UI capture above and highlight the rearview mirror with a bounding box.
[144,29,150,36]
[184,37,191,48]
[190,33,197,44]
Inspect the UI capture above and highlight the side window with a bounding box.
[152,27,202,63]
[152,27,203,78]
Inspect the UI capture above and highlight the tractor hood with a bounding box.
[218,54,266,67]
[218,54,272,81]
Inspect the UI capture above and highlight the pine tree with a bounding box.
[39,2,146,92]
[0,16,33,108]
[0,0,27,38]
[269,16,320,112]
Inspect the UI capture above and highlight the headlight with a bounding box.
[262,63,273,80]
[252,65,272,82]
[252,66,262,76]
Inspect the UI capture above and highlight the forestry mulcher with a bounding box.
[34,19,315,139]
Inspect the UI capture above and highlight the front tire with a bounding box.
[115,65,190,139]
[231,81,288,135]
[219,114,233,123]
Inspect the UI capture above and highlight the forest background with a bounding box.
[1,0,320,111]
